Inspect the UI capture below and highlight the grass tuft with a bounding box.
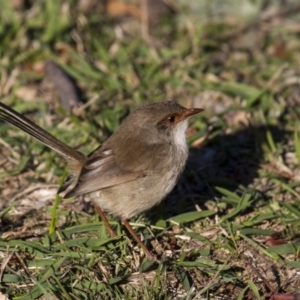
[1,0,300,298]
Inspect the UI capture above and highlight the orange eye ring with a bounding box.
[168,115,176,123]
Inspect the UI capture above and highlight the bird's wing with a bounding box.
[62,140,170,198]
[63,149,142,197]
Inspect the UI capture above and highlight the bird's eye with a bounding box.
[168,115,176,123]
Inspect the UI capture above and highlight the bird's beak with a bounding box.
[184,108,204,118]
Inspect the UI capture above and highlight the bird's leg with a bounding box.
[122,218,154,259]
[93,202,117,237]
[93,203,154,259]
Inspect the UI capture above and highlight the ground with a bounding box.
[1,1,300,299]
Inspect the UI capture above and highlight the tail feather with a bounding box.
[0,102,86,174]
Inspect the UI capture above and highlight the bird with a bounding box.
[0,100,203,259]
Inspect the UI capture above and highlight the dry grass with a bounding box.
[1,0,300,299]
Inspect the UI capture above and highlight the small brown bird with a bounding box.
[0,101,203,258]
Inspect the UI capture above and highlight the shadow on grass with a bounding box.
[149,124,290,222]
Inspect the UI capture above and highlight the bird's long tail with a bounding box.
[0,101,86,174]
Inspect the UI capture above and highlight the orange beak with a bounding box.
[184,108,204,118]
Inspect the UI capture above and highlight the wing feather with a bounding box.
[63,129,171,198]
[64,151,143,198]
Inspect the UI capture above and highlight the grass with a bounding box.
[1,0,300,299]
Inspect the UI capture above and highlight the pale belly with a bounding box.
[92,156,186,219]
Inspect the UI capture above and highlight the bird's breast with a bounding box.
[91,143,188,219]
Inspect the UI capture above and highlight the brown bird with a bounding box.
[0,101,203,259]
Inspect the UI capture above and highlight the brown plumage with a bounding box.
[0,101,203,258]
